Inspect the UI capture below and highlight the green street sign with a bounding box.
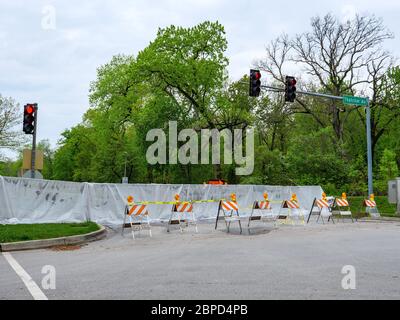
[343,95,368,106]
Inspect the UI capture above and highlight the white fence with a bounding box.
[0,176,323,225]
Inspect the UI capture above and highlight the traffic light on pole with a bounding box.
[249,69,262,97]
[285,76,297,102]
[23,104,36,134]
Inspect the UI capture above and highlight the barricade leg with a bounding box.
[148,218,153,237]
[122,211,127,236]
[139,216,143,236]
[192,212,198,233]
[289,209,294,225]
[130,218,135,240]
[224,210,229,230]
[122,205,128,236]
[179,214,183,233]
[215,202,222,230]
[300,212,305,225]
[167,209,175,233]
[307,198,317,224]
[248,206,254,228]
[316,211,321,224]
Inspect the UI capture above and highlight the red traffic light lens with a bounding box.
[250,69,261,80]
[290,79,297,86]
[26,105,34,114]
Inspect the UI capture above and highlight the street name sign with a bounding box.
[343,95,368,106]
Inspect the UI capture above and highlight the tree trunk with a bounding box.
[331,102,343,142]
[214,163,222,179]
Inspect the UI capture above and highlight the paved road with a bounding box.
[1,221,400,300]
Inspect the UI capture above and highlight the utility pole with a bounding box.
[365,98,373,195]
[31,104,38,179]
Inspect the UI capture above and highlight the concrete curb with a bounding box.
[358,217,400,223]
[0,224,107,252]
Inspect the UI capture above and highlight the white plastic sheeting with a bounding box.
[0,176,323,225]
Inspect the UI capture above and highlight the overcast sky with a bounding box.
[1,0,399,156]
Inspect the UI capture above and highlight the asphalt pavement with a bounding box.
[1,220,400,300]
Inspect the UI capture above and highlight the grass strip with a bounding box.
[0,222,100,243]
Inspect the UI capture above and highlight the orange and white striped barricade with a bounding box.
[167,195,198,233]
[215,194,242,234]
[122,196,152,239]
[307,193,334,224]
[248,192,277,230]
[278,194,304,225]
[331,193,354,222]
[363,194,380,218]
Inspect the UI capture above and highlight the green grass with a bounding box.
[347,196,398,218]
[0,222,100,243]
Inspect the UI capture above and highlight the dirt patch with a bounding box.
[49,244,85,251]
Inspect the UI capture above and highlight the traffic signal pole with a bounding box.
[31,104,38,179]
[261,85,343,101]
[365,98,373,196]
[259,84,374,195]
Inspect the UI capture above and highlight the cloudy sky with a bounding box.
[1,0,399,156]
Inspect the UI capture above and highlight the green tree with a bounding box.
[379,149,399,180]
[376,149,399,194]
[0,94,27,159]
[37,139,54,179]
[286,126,349,193]
[136,21,229,129]
[53,125,96,181]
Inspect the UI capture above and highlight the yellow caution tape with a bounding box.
[133,199,227,205]
[192,199,227,204]
[136,201,176,205]
[131,198,285,207]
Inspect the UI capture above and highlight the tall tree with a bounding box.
[258,14,393,143]
[368,66,400,156]
[137,21,229,130]
[0,94,26,158]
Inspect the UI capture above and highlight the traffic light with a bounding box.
[23,104,36,134]
[285,76,297,102]
[249,69,262,97]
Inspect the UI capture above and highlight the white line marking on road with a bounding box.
[2,252,48,300]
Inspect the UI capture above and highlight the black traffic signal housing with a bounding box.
[285,76,297,102]
[249,69,262,97]
[23,104,37,134]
